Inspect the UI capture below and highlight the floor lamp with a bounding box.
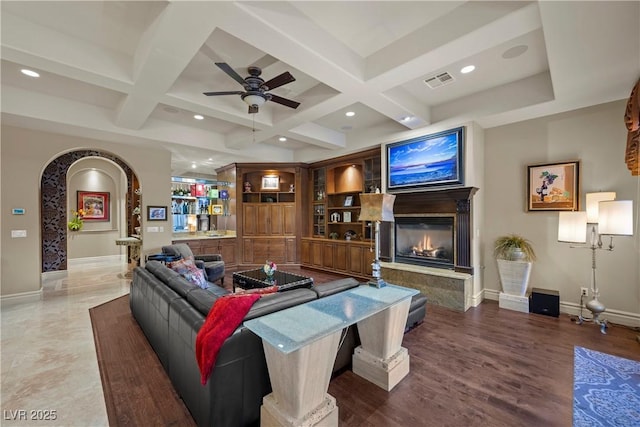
[359,193,396,288]
[557,192,634,334]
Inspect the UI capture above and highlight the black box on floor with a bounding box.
[530,288,560,317]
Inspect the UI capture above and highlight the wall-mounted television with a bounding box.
[387,126,464,192]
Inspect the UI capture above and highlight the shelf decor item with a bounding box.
[77,191,109,221]
[359,193,396,287]
[263,260,277,283]
[527,160,580,211]
[261,175,279,190]
[68,209,85,231]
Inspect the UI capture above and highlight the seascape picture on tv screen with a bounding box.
[387,127,464,190]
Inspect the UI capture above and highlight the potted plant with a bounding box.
[494,234,536,296]
[493,234,536,261]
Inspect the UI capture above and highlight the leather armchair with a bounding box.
[162,243,225,285]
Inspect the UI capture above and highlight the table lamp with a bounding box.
[359,193,396,288]
[557,192,634,333]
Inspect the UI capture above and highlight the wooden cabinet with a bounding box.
[221,162,307,267]
[304,148,381,279]
[243,237,287,264]
[243,203,295,236]
[172,237,237,268]
[300,238,374,280]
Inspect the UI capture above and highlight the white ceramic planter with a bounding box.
[497,259,533,296]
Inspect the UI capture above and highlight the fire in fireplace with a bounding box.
[394,216,455,269]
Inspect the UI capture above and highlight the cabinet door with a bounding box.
[243,204,259,236]
[220,239,236,265]
[269,238,286,264]
[285,238,297,263]
[322,243,335,269]
[334,243,348,272]
[201,239,219,254]
[348,245,366,275]
[243,238,254,264]
[265,204,283,235]
[252,239,271,263]
[282,204,295,235]
[301,240,311,265]
[311,241,323,267]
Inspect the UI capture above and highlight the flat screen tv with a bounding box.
[387,126,464,191]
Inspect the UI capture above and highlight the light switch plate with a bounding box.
[11,230,27,238]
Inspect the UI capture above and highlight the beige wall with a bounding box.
[484,100,639,325]
[1,126,173,297]
[67,158,122,259]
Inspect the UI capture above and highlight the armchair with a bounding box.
[161,243,225,285]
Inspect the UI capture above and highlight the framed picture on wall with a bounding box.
[77,191,109,221]
[261,175,280,190]
[147,206,167,221]
[527,161,580,211]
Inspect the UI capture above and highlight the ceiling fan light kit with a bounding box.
[204,62,300,114]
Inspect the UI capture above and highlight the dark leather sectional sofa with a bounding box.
[130,260,427,427]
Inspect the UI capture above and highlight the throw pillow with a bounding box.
[169,258,208,289]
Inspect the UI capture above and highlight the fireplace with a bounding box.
[389,187,478,274]
[395,216,455,269]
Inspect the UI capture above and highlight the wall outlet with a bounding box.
[580,287,589,297]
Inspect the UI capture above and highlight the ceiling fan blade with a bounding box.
[269,94,300,109]
[262,71,295,91]
[203,91,244,96]
[215,62,246,86]
[248,105,259,114]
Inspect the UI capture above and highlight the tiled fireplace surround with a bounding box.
[381,187,478,311]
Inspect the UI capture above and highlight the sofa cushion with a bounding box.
[312,277,360,298]
[244,288,317,321]
[146,260,182,285]
[169,258,208,289]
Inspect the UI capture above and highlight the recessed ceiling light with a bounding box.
[279,137,287,142]
[460,65,475,74]
[193,114,204,120]
[345,111,355,117]
[208,158,213,161]
[401,116,412,122]
[191,164,197,169]
[21,69,40,78]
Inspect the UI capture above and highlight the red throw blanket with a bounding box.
[196,293,261,385]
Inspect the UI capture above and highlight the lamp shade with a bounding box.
[586,192,616,223]
[242,94,266,107]
[598,200,633,235]
[558,211,587,243]
[359,193,396,222]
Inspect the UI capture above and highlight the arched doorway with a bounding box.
[40,149,139,272]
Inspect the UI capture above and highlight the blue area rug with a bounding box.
[573,346,640,426]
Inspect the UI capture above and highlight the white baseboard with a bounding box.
[480,288,639,328]
[1,289,42,306]
[42,270,67,281]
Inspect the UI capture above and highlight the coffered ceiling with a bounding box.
[1,1,638,176]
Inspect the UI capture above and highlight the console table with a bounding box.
[115,236,141,277]
[245,283,418,427]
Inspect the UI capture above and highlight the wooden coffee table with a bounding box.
[232,268,314,292]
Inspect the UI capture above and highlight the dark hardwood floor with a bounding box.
[94,266,640,427]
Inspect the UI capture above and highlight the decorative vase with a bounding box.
[497,259,532,296]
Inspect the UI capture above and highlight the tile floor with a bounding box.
[1,256,131,426]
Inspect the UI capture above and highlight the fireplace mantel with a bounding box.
[392,187,478,274]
